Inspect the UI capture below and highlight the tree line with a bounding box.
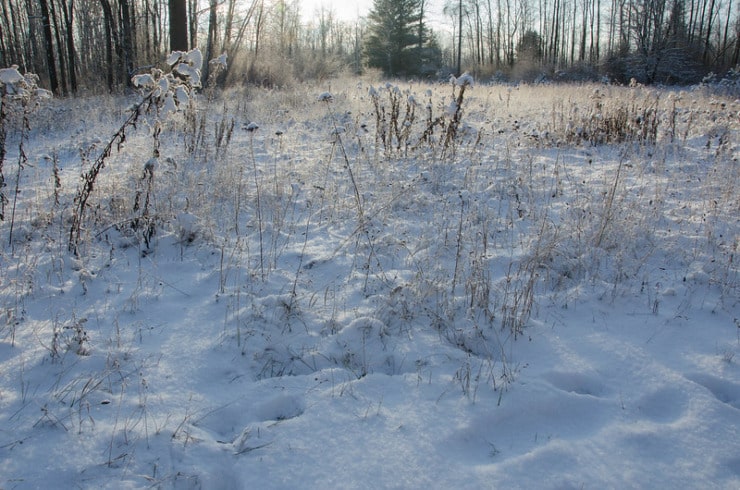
[370,0,739,83]
[0,0,737,94]
[0,0,366,94]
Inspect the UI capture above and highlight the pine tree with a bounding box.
[365,0,438,76]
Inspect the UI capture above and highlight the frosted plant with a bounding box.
[0,66,52,99]
[132,48,205,116]
[0,67,50,243]
[69,50,224,255]
[244,119,266,278]
[454,72,475,87]
[441,72,473,156]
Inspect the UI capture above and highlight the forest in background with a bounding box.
[0,0,738,95]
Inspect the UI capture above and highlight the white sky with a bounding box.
[299,0,451,33]
[299,0,374,22]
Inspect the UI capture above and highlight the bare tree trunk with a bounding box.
[143,0,151,60]
[221,0,260,77]
[458,0,463,74]
[222,0,236,53]
[0,0,17,67]
[203,0,218,83]
[254,0,265,55]
[188,0,197,48]
[151,0,162,57]
[60,0,77,93]
[353,22,363,74]
[487,0,495,65]
[6,0,29,71]
[550,0,560,63]
[120,0,134,81]
[156,0,165,55]
[580,0,588,61]
[562,0,570,64]
[50,0,68,94]
[0,21,7,67]
[702,0,716,63]
[732,17,740,66]
[39,0,59,93]
[595,0,600,60]
[571,0,578,64]
[696,0,707,48]
[318,7,331,57]
[419,0,425,53]
[169,0,188,51]
[589,0,596,60]
[719,1,731,67]
[100,0,117,90]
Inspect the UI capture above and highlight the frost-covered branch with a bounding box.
[0,67,51,240]
[69,49,225,255]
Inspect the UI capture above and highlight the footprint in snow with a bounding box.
[254,393,305,422]
[684,373,740,410]
[635,386,689,423]
[542,370,608,398]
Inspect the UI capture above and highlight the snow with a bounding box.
[184,49,203,72]
[0,79,738,489]
[317,92,334,102]
[174,63,201,88]
[0,67,49,99]
[455,72,475,87]
[175,86,189,107]
[0,66,24,85]
[132,51,212,115]
[132,73,156,89]
[161,91,177,115]
[167,49,204,88]
[211,53,228,69]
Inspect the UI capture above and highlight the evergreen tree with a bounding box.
[365,0,437,76]
[517,30,544,63]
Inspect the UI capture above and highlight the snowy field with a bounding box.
[1,67,739,489]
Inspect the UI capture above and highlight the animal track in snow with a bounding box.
[254,393,306,421]
[635,386,689,423]
[542,371,609,398]
[684,373,740,410]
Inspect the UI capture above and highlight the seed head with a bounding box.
[318,92,334,103]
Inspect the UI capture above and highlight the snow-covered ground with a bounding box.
[1,75,738,489]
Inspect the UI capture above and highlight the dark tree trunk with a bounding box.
[38,0,59,94]
[169,0,188,51]
[100,0,117,91]
[188,0,197,49]
[61,0,77,93]
[49,0,68,94]
[457,0,462,75]
[203,0,218,83]
[120,0,134,81]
